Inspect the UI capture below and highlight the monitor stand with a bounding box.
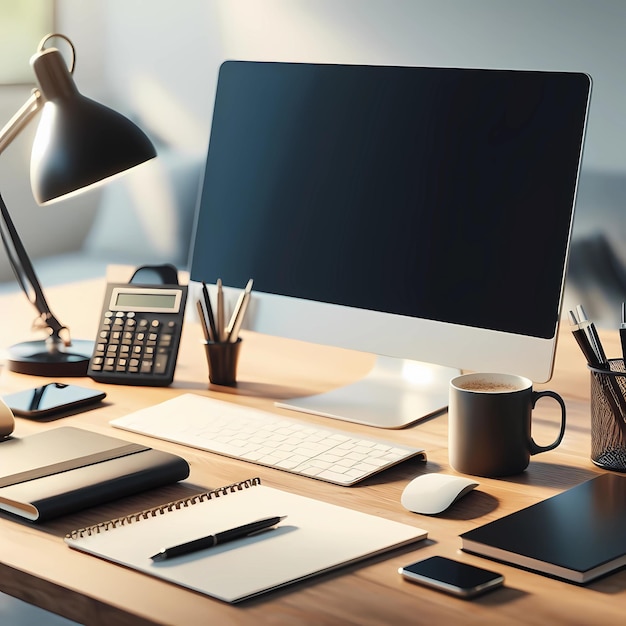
[275,356,460,429]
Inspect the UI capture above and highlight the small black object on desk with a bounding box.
[150,515,286,561]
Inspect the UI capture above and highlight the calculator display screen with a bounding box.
[109,287,183,313]
[115,292,177,309]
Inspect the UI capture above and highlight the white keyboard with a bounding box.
[111,393,426,486]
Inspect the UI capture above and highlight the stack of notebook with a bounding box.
[460,473,626,584]
[0,426,189,521]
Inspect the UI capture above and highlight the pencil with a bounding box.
[216,278,224,342]
[227,279,253,342]
[196,299,211,342]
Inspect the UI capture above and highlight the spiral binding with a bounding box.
[65,477,262,539]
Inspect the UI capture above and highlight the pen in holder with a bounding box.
[588,359,626,471]
[204,338,242,387]
[197,277,253,387]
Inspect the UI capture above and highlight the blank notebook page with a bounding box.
[65,480,427,603]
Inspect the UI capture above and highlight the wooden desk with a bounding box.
[0,276,624,625]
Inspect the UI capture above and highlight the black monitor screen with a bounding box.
[190,61,590,339]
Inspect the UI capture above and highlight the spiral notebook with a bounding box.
[65,478,427,603]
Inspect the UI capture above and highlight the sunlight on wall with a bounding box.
[214,0,374,63]
[126,159,180,259]
[0,1,54,83]
[130,75,205,155]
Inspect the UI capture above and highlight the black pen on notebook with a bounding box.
[150,515,286,562]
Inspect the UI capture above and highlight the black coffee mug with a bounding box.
[448,373,567,477]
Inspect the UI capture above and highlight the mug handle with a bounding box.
[529,390,567,454]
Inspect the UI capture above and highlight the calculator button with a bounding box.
[153,354,168,374]
[140,360,153,373]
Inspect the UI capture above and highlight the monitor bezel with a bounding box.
[189,61,592,386]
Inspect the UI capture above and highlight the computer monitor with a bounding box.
[189,61,591,428]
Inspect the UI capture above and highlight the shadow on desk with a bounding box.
[497,462,600,491]
[208,380,334,402]
[14,481,212,539]
[20,401,113,423]
[174,375,366,404]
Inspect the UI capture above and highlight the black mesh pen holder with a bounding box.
[588,359,626,471]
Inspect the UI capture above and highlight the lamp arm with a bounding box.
[0,89,72,349]
[0,90,43,153]
[0,191,71,348]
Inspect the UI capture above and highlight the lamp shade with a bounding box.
[29,47,156,204]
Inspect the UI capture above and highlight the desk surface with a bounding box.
[0,275,624,625]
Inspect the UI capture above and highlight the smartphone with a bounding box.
[399,556,504,598]
[2,383,106,418]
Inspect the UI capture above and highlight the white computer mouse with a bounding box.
[0,397,15,438]
[401,473,478,515]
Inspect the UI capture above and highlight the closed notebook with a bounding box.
[0,426,189,521]
[65,477,427,603]
[460,473,626,584]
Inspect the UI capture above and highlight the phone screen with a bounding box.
[400,556,503,597]
[2,383,106,417]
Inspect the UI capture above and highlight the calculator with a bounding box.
[87,283,188,386]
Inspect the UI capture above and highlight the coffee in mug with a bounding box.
[448,373,566,477]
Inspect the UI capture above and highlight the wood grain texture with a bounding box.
[0,274,623,625]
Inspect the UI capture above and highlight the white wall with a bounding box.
[100,0,626,173]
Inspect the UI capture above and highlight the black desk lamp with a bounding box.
[0,34,156,377]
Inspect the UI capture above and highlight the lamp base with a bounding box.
[6,339,94,377]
